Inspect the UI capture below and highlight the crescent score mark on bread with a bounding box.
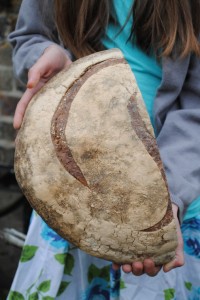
[51,58,126,187]
[127,97,173,232]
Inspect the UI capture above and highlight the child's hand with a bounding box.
[112,203,184,276]
[13,44,72,129]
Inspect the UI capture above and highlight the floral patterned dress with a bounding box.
[120,215,200,300]
[7,213,200,300]
[7,212,122,300]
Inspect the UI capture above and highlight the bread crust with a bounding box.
[15,49,177,264]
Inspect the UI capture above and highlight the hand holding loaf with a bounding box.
[13,44,72,130]
[14,49,178,265]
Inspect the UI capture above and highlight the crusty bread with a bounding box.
[15,49,177,264]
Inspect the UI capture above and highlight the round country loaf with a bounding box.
[14,49,178,264]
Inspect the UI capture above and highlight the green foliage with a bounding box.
[28,292,39,300]
[20,245,38,262]
[64,253,75,275]
[164,288,175,300]
[54,253,66,265]
[185,282,192,291]
[88,264,110,283]
[8,291,25,300]
[37,280,51,293]
[56,281,70,296]
[120,280,126,289]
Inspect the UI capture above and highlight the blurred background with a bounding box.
[0,1,32,298]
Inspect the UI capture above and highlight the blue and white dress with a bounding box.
[7,1,200,299]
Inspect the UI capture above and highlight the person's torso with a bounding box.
[102,0,162,124]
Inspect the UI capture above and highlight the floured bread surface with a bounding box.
[15,49,177,264]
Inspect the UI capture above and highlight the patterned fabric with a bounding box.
[119,215,200,300]
[7,212,121,300]
[183,196,200,221]
[7,214,200,300]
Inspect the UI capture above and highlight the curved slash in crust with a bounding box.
[51,58,126,187]
[127,96,173,231]
[127,96,165,178]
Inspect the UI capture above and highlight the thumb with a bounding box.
[163,205,184,272]
[163,242,184,272]
[26,52,53,88]
[27,57,49,88]
[27,67,41,89]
